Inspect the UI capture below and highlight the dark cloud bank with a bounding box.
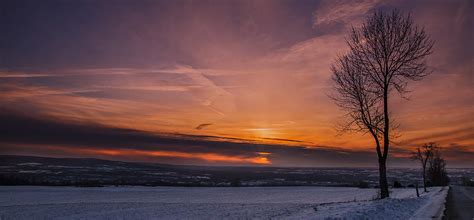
[1,110,472,167]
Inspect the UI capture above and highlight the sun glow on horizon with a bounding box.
[69,148,272,165]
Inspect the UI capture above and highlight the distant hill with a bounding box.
[1,155,472,187]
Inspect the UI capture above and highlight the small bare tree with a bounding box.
[411,143,436,192]
[331,10,433,198]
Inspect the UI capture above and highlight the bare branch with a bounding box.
[330,9,433,151]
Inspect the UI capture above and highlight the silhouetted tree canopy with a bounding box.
[331,9,434,198]
[427,149,449,186]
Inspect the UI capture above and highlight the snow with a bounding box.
[0,186,448,219]
[410,186,449,220]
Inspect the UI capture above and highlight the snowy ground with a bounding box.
[0,186,447,219]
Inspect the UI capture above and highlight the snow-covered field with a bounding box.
[0,186,447,219]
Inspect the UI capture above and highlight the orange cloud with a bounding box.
[71,148,271,165]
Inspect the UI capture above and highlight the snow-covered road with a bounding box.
[0,186,447,219]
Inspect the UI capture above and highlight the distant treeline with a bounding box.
[1,173,457,188]
[0,173,369,188]
[0,173,234,187]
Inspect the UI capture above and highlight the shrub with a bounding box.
[393,180,403,188]
[357,181,369,188]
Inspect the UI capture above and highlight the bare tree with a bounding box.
[331,10,433,198]
[411,143,436,192]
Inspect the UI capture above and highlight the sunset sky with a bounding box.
[1,0,473,167]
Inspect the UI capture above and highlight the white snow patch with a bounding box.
[17,163,42,166]
[410,186,449,220]
[0,186,448,219]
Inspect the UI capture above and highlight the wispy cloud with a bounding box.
[397,126,474,146]
[196,123,213,130]
[313,0,382,28]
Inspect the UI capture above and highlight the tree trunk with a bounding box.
[378,157,389,198]
[422,167,427,192]
[379,88,390,199]
[415,182,420,197]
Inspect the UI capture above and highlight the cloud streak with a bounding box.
[1,109,472,167]
[196,123,213,130]
[313,0,382,28]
